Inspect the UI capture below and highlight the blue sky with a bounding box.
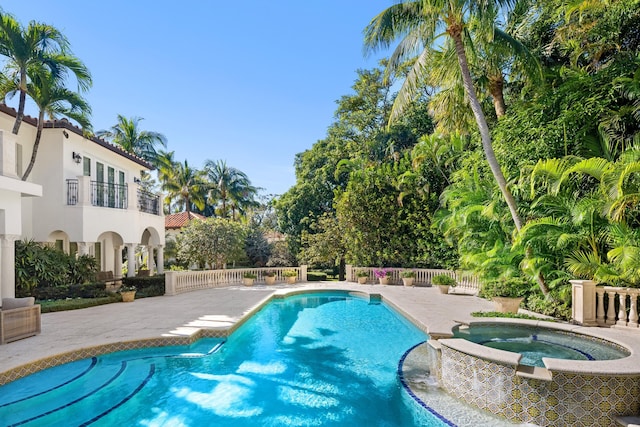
[2,0,393,196]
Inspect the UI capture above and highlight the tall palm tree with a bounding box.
[161,159,206,215]
[96,115,167,166]
[204,159,257,219]
[21,69,91,180]
[0,11,91,135]
[365,0,550,296]
[365,0,523,230]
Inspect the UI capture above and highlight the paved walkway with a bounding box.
[0,282,495,378]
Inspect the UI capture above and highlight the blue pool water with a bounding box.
[0,292,450,426]
[453,324,629,367]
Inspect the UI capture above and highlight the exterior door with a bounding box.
[96,162,104,206]
[107,167,115,207]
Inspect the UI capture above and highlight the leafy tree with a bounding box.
[299,213,348,280]
[0,10,91,135]
[266,240,296,267]
[177,217,246,269]
[96,115,167,166]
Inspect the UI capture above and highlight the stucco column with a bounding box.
[0,131,18,178]
[114,245,123,279]
[157,245,164,274]
[148,245,155,275]
[570,279,597,326]
[126,243,136,277]
[1,234,20,300]
[77,176,91,206]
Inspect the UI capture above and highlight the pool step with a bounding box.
[616,415,640,427]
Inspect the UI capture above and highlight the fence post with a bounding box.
[165,271,177,296]
[346,265,353,282]
[300,265,308,281]
[571,279,597,326]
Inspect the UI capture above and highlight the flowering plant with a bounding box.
[373,268,392,279]
[264,270,276,277]
[400,270,416,278]
[119,284,137,292]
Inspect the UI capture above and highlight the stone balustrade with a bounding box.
[345,265,480,293]
[572,279,640,330]
[165,266,307,296]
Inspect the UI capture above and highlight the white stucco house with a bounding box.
[0,104,165,300]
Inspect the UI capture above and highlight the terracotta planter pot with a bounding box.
[438,285,450,294]
[357,277,367,285]
[243,278,255,286]
[265,276,276,285]
[286,276,296,284]
[378,277,389,285]
[492,297,524,314]
[402,278,414,287]
[120,291,136,302]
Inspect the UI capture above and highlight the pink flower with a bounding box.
[373,268,392,279]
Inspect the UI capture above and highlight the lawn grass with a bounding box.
[471,311,557,322]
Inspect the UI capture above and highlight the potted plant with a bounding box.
[432,274,456,294]
[243,272,257,286]
[119,284,137,302]
[264,270,277,285]
[283,269,297,284]
[374,268,392,285]
[355,270,369,285]
[480,278,528,313]
[400,270,416,287]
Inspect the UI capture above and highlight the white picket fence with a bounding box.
[165,266,308,295]
[345,265,480,293]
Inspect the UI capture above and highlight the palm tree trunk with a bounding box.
[450,28,550,297]
[21,110,45,180]
[12,72,27,135]
[489,76,506,117]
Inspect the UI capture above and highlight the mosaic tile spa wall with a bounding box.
[437,344,640,426]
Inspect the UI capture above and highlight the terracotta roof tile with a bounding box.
[165,211,206,229]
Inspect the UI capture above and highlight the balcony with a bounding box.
[137,188,160,215]
[66,179,161,215]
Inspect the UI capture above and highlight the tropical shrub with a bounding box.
[431,274,456,287]
[480,278,530,299]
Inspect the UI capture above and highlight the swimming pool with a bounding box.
[0,292,450,426]
[452,323,629,367]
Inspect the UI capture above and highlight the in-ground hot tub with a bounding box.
[429,319,640,427]
[452,323,629,367]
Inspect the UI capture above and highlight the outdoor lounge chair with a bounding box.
[0,297,41,344]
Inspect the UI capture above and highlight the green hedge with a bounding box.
[307,271,327,281]
[40,296,120,313]
[122,275,165,298]
[32,282,108,300]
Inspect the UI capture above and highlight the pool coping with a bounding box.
[2,286,640,386]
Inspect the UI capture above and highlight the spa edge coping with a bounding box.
[431,317,640,379]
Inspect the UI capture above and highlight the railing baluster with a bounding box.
[605,289,617,325]
[596,288,606,325]
[616,288,629,326]
[628,290,639,327]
